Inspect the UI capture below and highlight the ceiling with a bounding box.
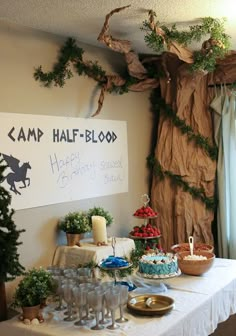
[1,0,236,54]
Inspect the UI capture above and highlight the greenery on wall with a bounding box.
[142,14,231,73]
[147,155,216,210]
[33,13,227,211]
[150,91,218,161]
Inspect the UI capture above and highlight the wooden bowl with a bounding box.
[171,242,214,254]
[177,251,215,276]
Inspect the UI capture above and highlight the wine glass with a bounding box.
[87,290,104,330]
[105,288,120,330]
[98,288,110,325]
[53,275,66,311]
[81,284,95,321]
[101,281,114,318]
[115,284,129,323]
[78,267,92,278]
[72,286,86,326]
[61,282,76,321]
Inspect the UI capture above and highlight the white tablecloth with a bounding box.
[0,258,236,336]
[52,237,135,266]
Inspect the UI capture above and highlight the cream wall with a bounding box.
[0,21,153,303]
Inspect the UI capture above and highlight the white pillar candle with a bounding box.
[92,215,107,245]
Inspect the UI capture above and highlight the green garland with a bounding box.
[142,15,231,73]
[150,92,218,161]
[34,37,139,95]
[147,155,216,210]
[34,38,106,87]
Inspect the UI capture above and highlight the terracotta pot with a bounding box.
[22,304,41,320]
[40,298,47,309]
[66,233,81,246]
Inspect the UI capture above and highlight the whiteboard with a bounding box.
[0,113,128,210]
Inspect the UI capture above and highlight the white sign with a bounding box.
[0,113,128,210]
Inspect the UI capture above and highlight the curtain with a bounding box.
[211,86,236,259]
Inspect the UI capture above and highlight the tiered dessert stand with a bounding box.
[129,194,161,251]
[98,237,132,284]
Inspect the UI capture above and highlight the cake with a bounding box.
[138,252,179,278]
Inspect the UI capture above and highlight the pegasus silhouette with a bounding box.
[1,153,31,195]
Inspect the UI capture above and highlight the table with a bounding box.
[0,258,236,336]
[52,237,135,266]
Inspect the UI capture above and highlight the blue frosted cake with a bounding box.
[138,253,179,278]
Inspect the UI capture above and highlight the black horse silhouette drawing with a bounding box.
[1,153,31,195]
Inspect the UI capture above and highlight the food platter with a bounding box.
[129,234,161,240]
[133,215,158,220]
[127,294,174,316]
[98,261,132,271]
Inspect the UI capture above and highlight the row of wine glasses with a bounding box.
[47,266,129,330]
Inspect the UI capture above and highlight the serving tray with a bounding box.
[127,294,174,316]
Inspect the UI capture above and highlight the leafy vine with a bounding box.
[147,155,216,210]
[150,91,218,161]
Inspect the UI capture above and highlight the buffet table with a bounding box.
[52,237,135,266]
[0,258,236,336]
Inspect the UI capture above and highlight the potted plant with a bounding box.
[58,211,91,246]
[0,156,25,321]
[87,206,113,227]
[13,267,54,320]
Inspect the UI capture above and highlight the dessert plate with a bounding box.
[98,260,132,271]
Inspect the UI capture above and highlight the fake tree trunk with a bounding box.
[151,53,236,251]
[151,56,216,251]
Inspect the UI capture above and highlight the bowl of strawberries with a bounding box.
[129,223,161,239]
[133,206,158,219]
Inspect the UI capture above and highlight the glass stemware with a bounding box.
[105,288,120,330]
[115,284,129,323]
[101,281,114,318]
[81,284,95,321]
[53,275,66,311]
[62,282,76,321]
[72,286,87,326]
[99,288,110,325]
[87,290,104,330]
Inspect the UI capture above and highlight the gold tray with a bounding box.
[127,294,174,316]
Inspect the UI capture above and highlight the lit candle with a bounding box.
[92,216,107,245]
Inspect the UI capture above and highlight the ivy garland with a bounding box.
[150,91,218,161]
[34,37,139,95]
[142,15,231,73]
[147,155,216,210]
